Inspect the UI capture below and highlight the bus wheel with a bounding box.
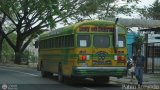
[94,77,109,84]
[41,71,48,78]
[41,71,52,78]
[58,64,64,82]
[47,72,53,78]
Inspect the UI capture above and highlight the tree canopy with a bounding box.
[70,0,140,21]
[0,0,88,64]
[138,0,160,20]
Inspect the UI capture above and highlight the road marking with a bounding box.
[83,87,95,90]
[0,68,39,77]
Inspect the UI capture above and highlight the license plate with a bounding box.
[92,60,112,65]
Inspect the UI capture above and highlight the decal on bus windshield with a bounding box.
[118,41,124,47]
[80,40,87,47]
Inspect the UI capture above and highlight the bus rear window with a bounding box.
[77,35,90,47]
[93,35,110,48]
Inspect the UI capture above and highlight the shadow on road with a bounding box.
[49,76,121,88]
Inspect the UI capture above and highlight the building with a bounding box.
[127,31,137,58]
[139,27,160,73]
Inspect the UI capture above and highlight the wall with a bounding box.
[127,31,137,58]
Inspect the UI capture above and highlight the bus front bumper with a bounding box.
[72,67,127,78]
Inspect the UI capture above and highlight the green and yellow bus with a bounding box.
[37,20,127,83]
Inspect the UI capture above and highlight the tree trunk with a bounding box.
[14,34,23,64]
[0,37,3,63]
[14,51,22,64]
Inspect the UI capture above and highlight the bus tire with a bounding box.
[58,63,64,82]
[41,71,48,78]
[94,77,109,84]
[47,72,53,78]
[41,71,52,78]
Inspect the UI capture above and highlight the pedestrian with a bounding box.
[133,49,145,85]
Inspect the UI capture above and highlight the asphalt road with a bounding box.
[0,65,122,90]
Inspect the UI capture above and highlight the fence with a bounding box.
[144,42,160,73]
[128,42,160,74]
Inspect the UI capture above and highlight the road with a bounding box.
[0,65,122,90]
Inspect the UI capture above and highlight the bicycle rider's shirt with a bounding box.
[133,55,145,67]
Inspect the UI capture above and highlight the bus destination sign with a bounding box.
[79,26,113,32]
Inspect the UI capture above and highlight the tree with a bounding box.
[70,0,140,21]
[0,14,6,63]
[0,0,87,64]
[2,33,16,63]
[132,33,144,53]
[138,0,160,20]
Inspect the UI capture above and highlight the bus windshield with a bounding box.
[77,35,90,47]
[93,35,110,48]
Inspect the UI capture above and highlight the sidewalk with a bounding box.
[110,73,160,84]
[0,62,37,69]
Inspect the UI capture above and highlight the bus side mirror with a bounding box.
[35,41,39,48]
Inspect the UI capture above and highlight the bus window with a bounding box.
[61,36,65,47]
[118,35,126,47]
[55,37,58,48]
[39,41,43,49]
[77,35,90,47]
[59,36,62,47]
[64,35,74,47]
[93,35,109,48]
[69,35,74,47]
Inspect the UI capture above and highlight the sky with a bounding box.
[118,0,155,7]
[117,0,156,18]
[138,0,155,7]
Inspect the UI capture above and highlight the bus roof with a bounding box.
[40,20,125,40]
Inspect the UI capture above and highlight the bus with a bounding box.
[36,20,127,83]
